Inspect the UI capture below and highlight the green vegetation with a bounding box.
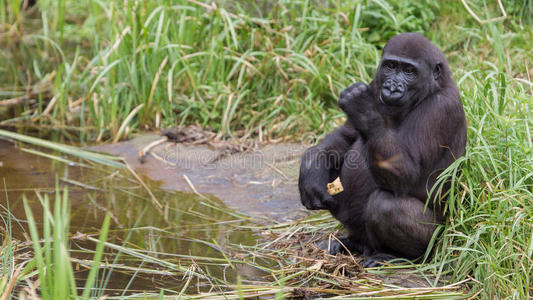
[431,70,532,298]
[23,189,111,300]
[0,0,531,141]
[0,0,532,298]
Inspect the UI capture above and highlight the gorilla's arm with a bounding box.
[366,124,421,194]
[299,123,359,210]
[366,93,462,195]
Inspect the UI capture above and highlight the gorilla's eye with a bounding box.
[403,66,416,77]
[384,61,396,70]
[404,66,416,76]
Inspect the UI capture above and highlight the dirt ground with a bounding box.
[92,133,309,221]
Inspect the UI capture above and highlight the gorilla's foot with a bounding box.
[362,252,398,268]
[317,237,358,255]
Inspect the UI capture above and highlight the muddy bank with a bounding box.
[92,134,310,221]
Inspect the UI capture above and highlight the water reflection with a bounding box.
[0,139,270,294]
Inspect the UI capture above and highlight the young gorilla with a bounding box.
[298,33,466,267]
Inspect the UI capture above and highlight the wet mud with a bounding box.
[92,134,309,221]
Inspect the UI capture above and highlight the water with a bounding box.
[0,139,270,295]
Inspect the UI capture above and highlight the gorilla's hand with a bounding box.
[338,83,383,136]
[298,147,337,210]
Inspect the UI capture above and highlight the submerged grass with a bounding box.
[0,129,124,167]
[0,0,532,299]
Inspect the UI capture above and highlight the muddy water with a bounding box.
[0,139,270,294]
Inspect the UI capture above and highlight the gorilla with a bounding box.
[298,33,466,267]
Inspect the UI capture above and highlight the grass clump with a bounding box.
[22,187,111,299]
[427,69,533,298]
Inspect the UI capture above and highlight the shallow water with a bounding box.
[0,139,270,295]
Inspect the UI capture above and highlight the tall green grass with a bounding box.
[2,0,528,142]
[1,185,112,298]
[0,0,443,142]
[428,70,533,298]
[425,8,532,297]
[23,187,111,299]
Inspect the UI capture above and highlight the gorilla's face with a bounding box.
[377,54,442,108]
[378,55,424,107]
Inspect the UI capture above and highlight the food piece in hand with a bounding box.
[327,177,344,196]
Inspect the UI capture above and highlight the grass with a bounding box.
[437,68,532,297]
[0,0,532,298]
[22,188,111,299]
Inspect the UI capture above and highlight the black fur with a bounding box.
[299,33,466,266]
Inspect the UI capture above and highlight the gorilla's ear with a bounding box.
[433,62,442,80]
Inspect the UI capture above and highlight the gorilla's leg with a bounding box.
[364,190,439,265]
[323,139,377,255]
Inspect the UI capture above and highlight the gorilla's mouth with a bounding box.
[380,88,404,106]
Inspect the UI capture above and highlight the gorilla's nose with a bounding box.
[385,80,405,93]
[381,80,405,103]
